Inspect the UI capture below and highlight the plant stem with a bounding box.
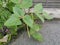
[19,24,25,28]
[31,13,34,19]
[27,25,30,38]
[31,13,34,22]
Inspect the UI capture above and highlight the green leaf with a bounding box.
[23,15,33,28]
[4,16,22,26]
[10,14,20,19]
[34,3,44,23]
[13,6,25,17]
[34,3,43,13]
[30,24,41,35]
[30,24,41,32]
[30,29,34,35]
[35,13,45,23]
[8,26,17,35]
[43,12,53,20]
[6,2,15,12]
[32,33,43,41]
[32,24,41,31]
[16,0,33,8]
[11,0,20,4]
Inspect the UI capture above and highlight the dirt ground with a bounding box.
[9,19,60,45]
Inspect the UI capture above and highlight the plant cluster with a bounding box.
[0,0,53,45]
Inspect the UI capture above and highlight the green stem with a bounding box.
[27,25,30,38]
[31,13,34,23]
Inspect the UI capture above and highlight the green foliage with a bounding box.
[0,6,11,29]
[11,0,33,8]
[13,6,25,17]
[43,11,53,20]
[0,0,53,44]
[8,26,17,35]
[6,2,15,12]
[32,33,43,41]
[23,15,33,28]
[11,0,20,4]
[35,13,45,23]
[4,16,22,26]
[0,0,7,7]
[31,24,41,32]
[0,0,2,5]
[34,3,43,13]
[5,0,53,42]
[34,3,44,23]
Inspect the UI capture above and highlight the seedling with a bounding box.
[0,0,53,45]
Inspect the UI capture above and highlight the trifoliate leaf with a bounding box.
[34,3,43,13]
[23,15,33,28]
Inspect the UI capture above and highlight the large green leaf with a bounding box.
[23,15,33,28]
[34,3,43,13]
[4,16,22,26]
[35,13,45,23]
[32,33,43,41]
[43,12,53,20]
[13,6,25,17]
[16,0,33,8]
